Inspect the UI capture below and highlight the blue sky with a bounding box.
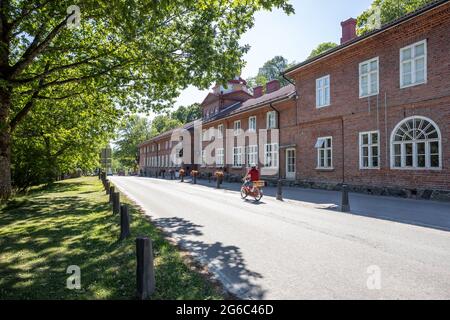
[173,0,374,110]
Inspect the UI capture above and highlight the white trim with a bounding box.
[266,111,277,129]
[285,148,296,179]
[233,120,241,136]
[264,143,279,168]
[359,57,379,98]
[390,116,442,170]
[400,39,427,89]
[316,75,331,108]
[217,124,224,138]
[248,116,257,132]
[359,130,380,170]
[316,136,333,169]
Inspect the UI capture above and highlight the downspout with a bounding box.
[269,102,282,180]
[341,116,345,184]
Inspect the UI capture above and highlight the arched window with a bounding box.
[391,116,441,169]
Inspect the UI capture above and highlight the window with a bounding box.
[316,75,330,108]
[246,145,258,167]
[359,57,379,97]
[234,120,241,136]
[267,111,277,129]
[233,147,243,167]
[359,131,379,169]
[217,124,224,138]
[391,116,440,169]
[264,143,279,168]
[400,40,427,88]
[315,137,332,169]
[249,116,257,132]
[216,148,224,166]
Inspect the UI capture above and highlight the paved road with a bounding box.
[111,176,450,300]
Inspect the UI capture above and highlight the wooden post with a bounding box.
[113,192,120,214]
[105,180,110,194]
[193,175,197,184]
[136,237,155,299]
[109,186,115,203]
[276,180,283,201]
[119,204,131,241]
[341,184,350,212]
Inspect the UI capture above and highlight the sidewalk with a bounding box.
[162,176,450,232]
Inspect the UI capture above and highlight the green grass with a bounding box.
[0,177,224,300]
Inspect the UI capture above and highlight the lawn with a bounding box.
[0,176,224,300]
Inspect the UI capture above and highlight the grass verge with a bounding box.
[0,176,224,300]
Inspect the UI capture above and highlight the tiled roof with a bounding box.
[284,0,449,75]
[204,84,297,124]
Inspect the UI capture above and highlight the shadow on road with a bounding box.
[153,216,266,299]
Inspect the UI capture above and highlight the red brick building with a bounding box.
[139,0,450,200]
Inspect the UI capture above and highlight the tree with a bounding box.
[171,103,202,124]
[246,55,296,88]
[11,94,118,191]
[308,42,338,59]
[113,115,151,171]
[150,115,182,137]
[357,0,434,35]
[0,0,294,199]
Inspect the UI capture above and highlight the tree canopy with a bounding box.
[308,42,338,59]
[357,0,434,35]
[0,0,294,199]
[246,55,296,88]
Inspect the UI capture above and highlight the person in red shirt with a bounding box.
[244,164,260,191]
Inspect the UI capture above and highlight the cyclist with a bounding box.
[244,164,260,191]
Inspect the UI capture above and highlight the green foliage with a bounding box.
[113,115,151,171]
[0,177,223,299]
[308,42,338,59]
[150,115,183,137]
[171,103,202,124]
[246,55,296,88]
[11,95,119,191]
[0,0,295,197]
[357,0,434,35]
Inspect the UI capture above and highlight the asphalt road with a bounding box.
[110,176,450,300]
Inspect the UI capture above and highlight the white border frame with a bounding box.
[316,136,333,169]
[399,39,427,89]
[316,75,331,108]
[390,115,442,170]
[359,130,381,170]
[359,57,380,98]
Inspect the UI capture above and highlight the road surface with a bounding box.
[111,176,450,300]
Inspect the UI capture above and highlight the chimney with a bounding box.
[265,79,280,94]
[340,18,357,44]
[253,85,264,98]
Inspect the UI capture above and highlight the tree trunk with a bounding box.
[0,87,12,200]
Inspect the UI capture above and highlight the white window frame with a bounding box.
[248,116,257,132]
[390,116,441,170]
[316,136,333,169]
[359,131,380,169]
[233,147,243,167]
[359,57,379,98]
[266,111,277,129]
[217,124,224,138]
[234,120,241,136]
[316,75,330,108]
[246,145,258,167]
[264,143,279,168]
[216,148,224,167]
[400,39,427,89]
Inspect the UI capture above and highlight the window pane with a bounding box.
[430,155,439,167]
[417,142,425,155]
[415,68,425,83]
[402,48,412,61]
[403,60,412,72]
[394,156,401,167]
[326,157,332,167]
[372,146,378,157]
[361,63,368,74]
[372,157,379,167]
[362,134,369,145]
[363,146,369,157]
[430,141,439,154]
[370,74,378,93]
[371,133,378,144]
[370,60,378,71]
[417,155,425,167]
[362,156,369,168]
[415,43,425,57]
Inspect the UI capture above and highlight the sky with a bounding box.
[172,0,374,112]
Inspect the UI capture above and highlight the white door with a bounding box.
[286,148,296,179]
